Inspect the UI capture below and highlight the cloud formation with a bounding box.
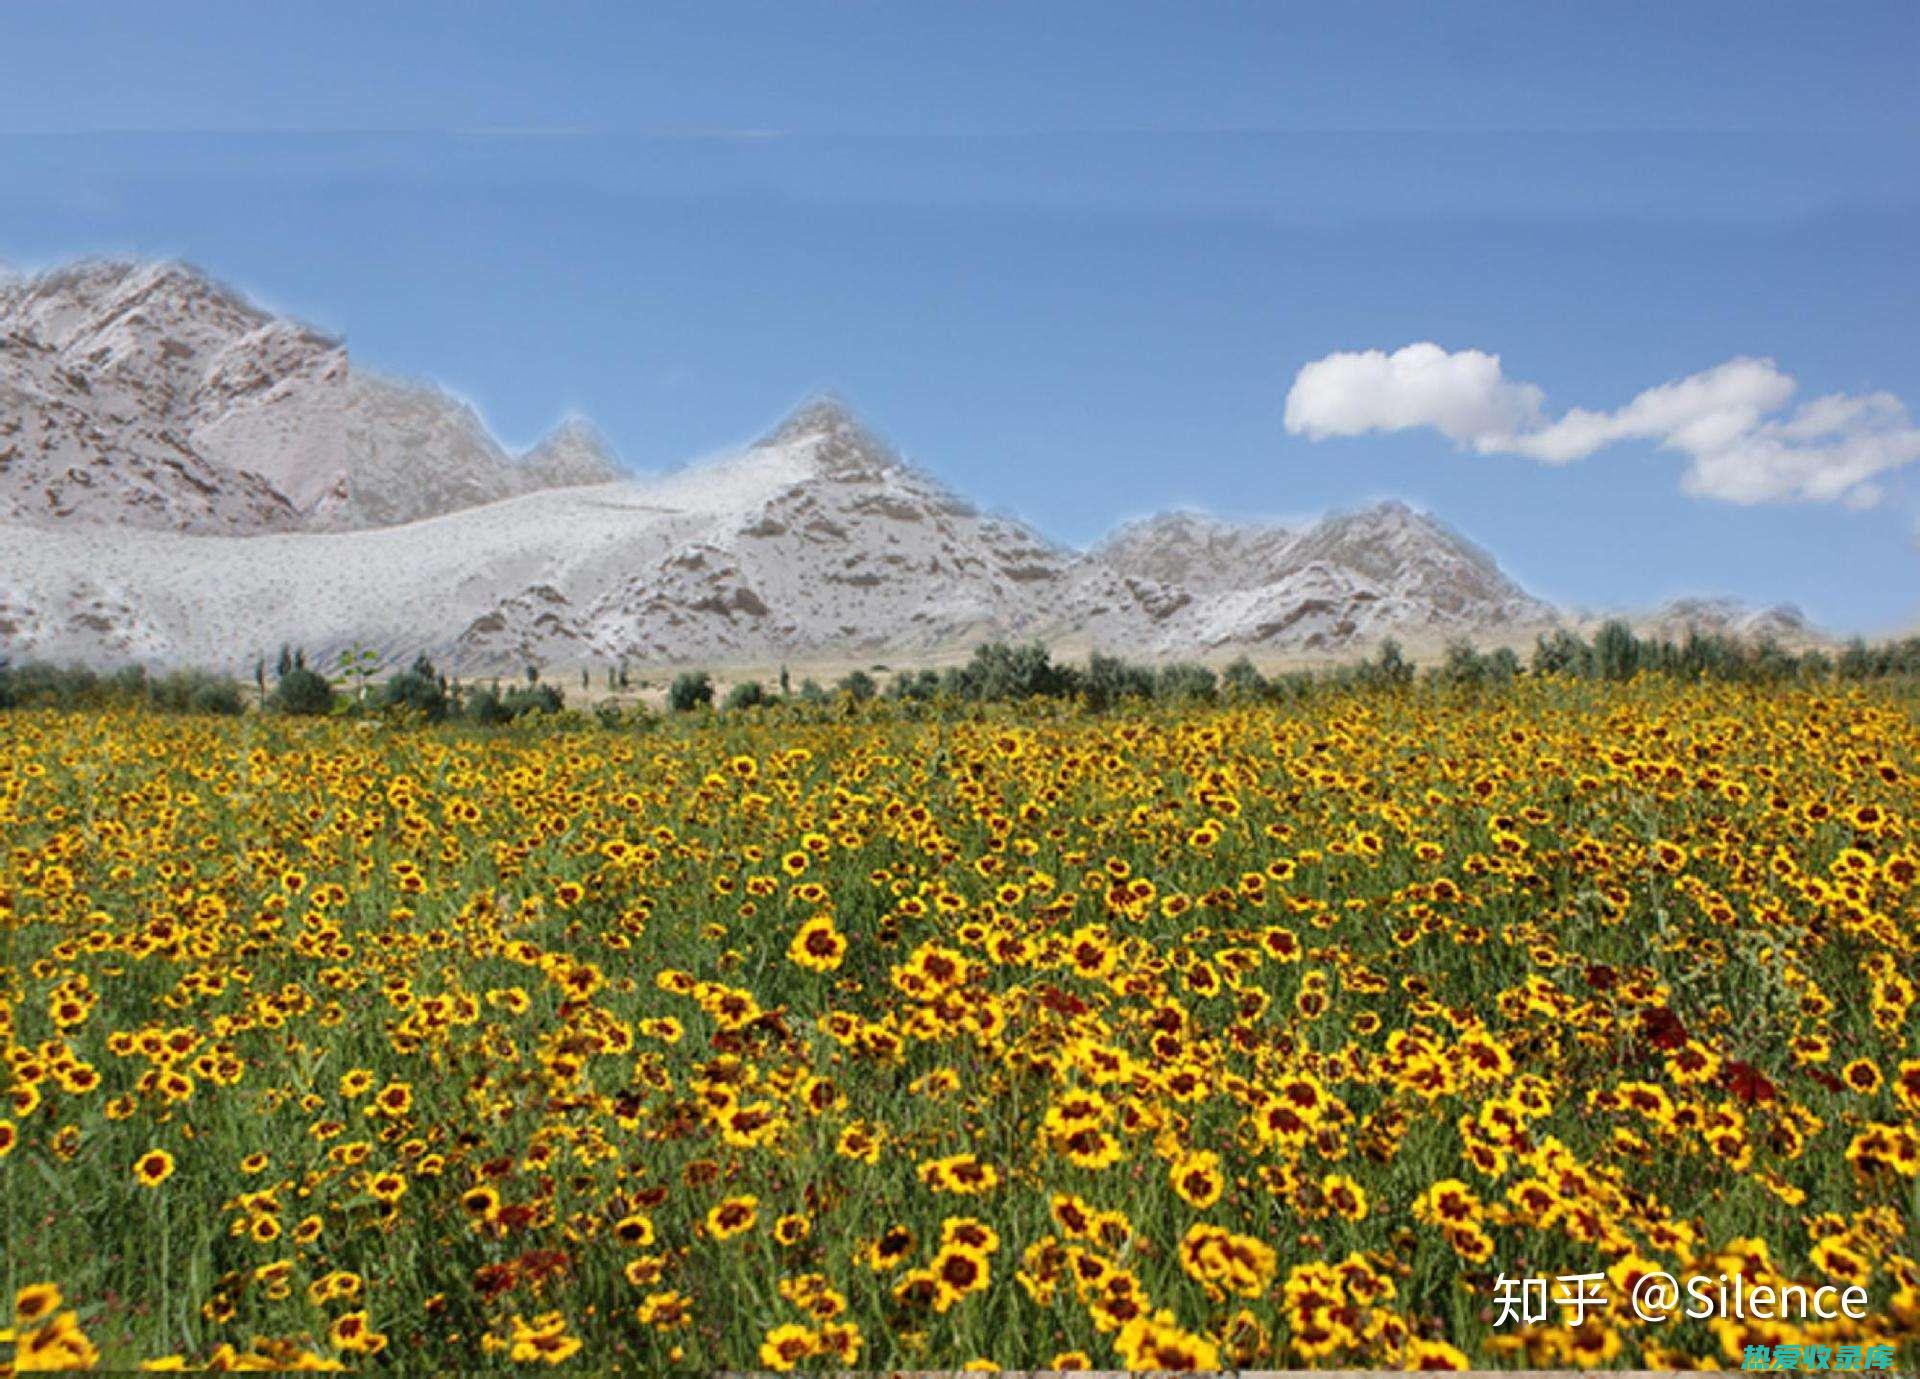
[1284,343,1920,508]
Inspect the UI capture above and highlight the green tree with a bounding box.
[668,671,714,712]
[376,655,450,722]
[271,650,336,716]
[835,669,877,703]
[724,680,769,711]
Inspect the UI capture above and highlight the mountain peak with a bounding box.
[755,394,906,480]
[520,415,624,485]
[760,393,868,442]
[23,255,252,312]
[1092,508,1301,594]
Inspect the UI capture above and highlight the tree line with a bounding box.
[3,622,1917,721]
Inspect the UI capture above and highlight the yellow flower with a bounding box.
[705,1195,759,1240]
[13,1284,61,1326]
[788,914,848,971]
[132,1148,176,1188]
[758,1322,818,1372]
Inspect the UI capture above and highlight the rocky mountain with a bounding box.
[1095,499,1556,650]
[457,398,1167,666]
[0,389,1562,671]
[519,417,624,489]
[0,258,621,534]
[1629,597,1816,645]
[1,255,1811,675]
[1094,510,1300,592]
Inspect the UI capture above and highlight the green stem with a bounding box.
[160,1187,171,1355]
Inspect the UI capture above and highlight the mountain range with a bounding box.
[0,258,1814,673]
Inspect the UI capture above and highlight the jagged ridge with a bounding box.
[0,258,624,533]
[0,257,1808,673]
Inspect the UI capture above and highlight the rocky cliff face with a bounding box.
[0,258,623,534]
[1094,510,1300,593]
[0,389,1567,671]
[1091,498,1556,652]
[0,262,306,532]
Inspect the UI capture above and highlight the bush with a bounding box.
[1221,657,1266,702]
[272,665,336,717]
[946,642,1077,703]
[1356,639,1413,690]
[1532,629,1593,678]
[2,663,103,709]
[1082,653,1155,712]
[668,671,714,713]
[463,683,565,725]
[151,669,246,717]
[0,661,249,715]
[1155,662,1218,703]
[503,684,564,717]
[723,680,769,712]
[465,686,513,726]
[887,669,942,702]
[1592,620,1642,682]
[376,655,450,722]
[835,669,877,703]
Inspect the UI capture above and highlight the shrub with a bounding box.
[724,680,769,712]
[377,655,450,722]
[1082,653,1155,712]
[835,669,877,703]
[1155,662,1218,702]
[887,669,941,702]
[1220,657,1266,702]
[503,684,564,717]
[1356,639,1413,690]
[5,663,103,708]
[151,669,246,717]
[1592,620,1642,682]
[668,671,714,713]
[272,663,336,716]
[463,683,565,725]
[464,686,513,726]
[1532,629,1592,677]
[946,642,1076,702]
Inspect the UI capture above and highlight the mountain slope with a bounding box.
[0,393,1561,671]
[0,258,622,533]
[1093,510,1300,592]
[1087,498,1554,652]
[519,417,625,488]
[467,399,1173,664]
[0,262,305,532]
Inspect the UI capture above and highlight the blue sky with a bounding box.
[3,3,1916,631]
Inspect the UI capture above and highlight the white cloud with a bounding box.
[1284,344,1920,508]
[1283,343,1544,451]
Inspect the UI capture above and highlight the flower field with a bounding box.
[2,680,1918,1372]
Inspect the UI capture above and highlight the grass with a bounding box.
[1,677,1916,1371]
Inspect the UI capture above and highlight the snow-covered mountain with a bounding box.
[1627,597,1816,645]
[5,256,1805,674]
[0,390,1560,671]
[0,259,621,533]
[1094,500,1556,650]
[1094,511,1301,593]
